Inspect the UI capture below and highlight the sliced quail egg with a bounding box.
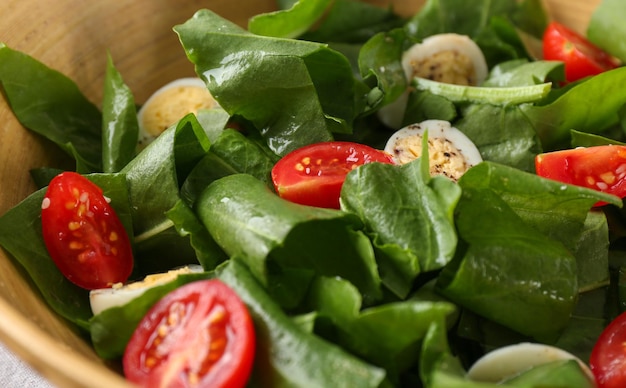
[137,77,220,149]
[384,119,482,181]
[89,264,203,316]
[378,33,488,129]
[467,342,594,383]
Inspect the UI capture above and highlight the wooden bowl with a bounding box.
[0,0,602,386]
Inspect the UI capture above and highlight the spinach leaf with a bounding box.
[217,260,387,387]
[358,28,407,112]
[438,162,619,342]
[482,59,563,87]
[588,0,626,63]
[524,67,626,151]
[196,174,382,308]
[455,103,541,172]
[180,128,277,206]
[439,185,578,342]
[0,174,132,330]
[306,276,456,382]
[175,10,360,155]
[0,43,102,173]
[341,155,460,298]
[101,54,139,173]
[121,114,210,275]
[301,0,405,44]
[419,317,470,387]
[248,0,332,39]
[166,200,228,271]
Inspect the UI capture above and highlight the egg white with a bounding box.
[89,264,203,316]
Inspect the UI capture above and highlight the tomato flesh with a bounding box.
[123,279,255,388]
[590,311,626,387]
[271,141,394,209]
[542,21,619,83]
[41,172,133,289]
[535,145,626,205]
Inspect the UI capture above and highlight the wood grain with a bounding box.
[0,0,605,386]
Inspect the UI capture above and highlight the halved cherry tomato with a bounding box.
[41,172,133,289]
[123,279,255,388]
[543,21,619,83]
[589,311,626,388]
[271,141,394,209]
[535,145,626,205]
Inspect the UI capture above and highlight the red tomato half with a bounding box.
[41,172,133,289]
[590,311,626,387]
[543,21,619,83]
[123,279,255,388]
[535,145,626,205]
[271,141,394,209]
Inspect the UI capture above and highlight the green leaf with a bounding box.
[0,43,102,172]
[101,54,139,173]
[166,200,228,271]
[414,78,551,106]
[588,0,626,63]
[196,174,382,308]
[121,114,210,275]
[301,0,405,44]
[180,128,277,206]
[524,67,626,151]
[482,59,563,87]
[358,28,407,112]
[455,103,542,172]
[307,276,456,380]
[437,162,618,341]
[248,0,333,39]
[217,260,387,387]
[175,10,362,155]
[341,159,461,298]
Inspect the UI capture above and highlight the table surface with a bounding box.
[0,341,55,387]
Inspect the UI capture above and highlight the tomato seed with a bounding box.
[68,221,80,231]
[600,171,616,184]
[109,231,118,242]
[69,241,84,250]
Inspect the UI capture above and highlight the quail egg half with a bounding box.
[89,264,204,316]
[137,77,220,149]
[384,119,482,182]
[378,33,488,129]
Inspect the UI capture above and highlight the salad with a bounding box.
[2,0,626,386]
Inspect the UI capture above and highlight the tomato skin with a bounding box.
[271,141,395,209]
[123,279,255,388]
[542,21,619,83]
[590,311,626,388]
[41,172,133,289]
[535,145,626,205]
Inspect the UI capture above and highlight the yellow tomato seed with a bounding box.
[69,241,83,250]
[600,172,616,185]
